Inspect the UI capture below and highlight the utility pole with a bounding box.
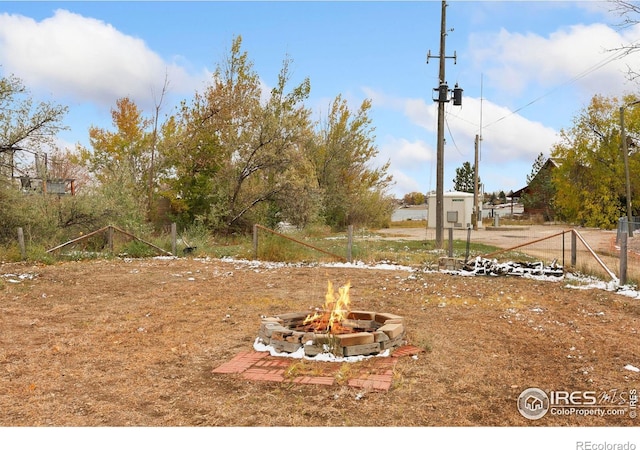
[427,0,462,248]
[473,134,479,230]
[620,100,640,238]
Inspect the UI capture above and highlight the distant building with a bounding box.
[1,145,75,195]
[512,158,559,220]
[427,191,482,229]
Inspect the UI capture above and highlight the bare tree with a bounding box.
[608,1,640,81]
[0,73,67,181]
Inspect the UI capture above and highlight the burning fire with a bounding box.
[303,280,351,334]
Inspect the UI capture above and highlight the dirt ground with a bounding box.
[1,233,639,427]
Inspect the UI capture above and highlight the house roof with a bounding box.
[512,157,560,198]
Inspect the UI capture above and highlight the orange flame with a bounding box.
[304,280,351,334]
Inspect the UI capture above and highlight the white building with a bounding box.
[427,191,482,229]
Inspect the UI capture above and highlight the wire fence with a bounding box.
[435,222,639,285]
[14,218,639,287]
[253,222,635,285]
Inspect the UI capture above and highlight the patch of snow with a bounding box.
[213,256,415,273]
[214,253,640,301]
[624,364,640,372]
[253,338,390,363]
[2,272,37,283]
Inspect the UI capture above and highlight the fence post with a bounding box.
[253,224,259,259]
[347,225,353,263]
[617,217,623,245]
[465,227,471,262]
[571,230,577,267]
[107,226,114,253]
[562,230,565,267]
[620,231,628,286]
[17,227,26,260]
[448,228,453,257]
[171,223,177,256]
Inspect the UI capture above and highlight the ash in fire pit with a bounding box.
[256,281,406,359]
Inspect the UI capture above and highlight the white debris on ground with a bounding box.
[3,254,638,302]
[209,256,640,300]
[252,337,391,363]
[459,256,564,278]
[1,272,37,283]
[213,256,415,273]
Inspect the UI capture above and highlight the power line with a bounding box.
[482,43,634,130]
[445,108,465,157]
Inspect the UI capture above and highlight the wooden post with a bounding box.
[253,224,259,259]
[571,230,577,267]
[171,223,177,256]
[448,228,453,257]
[573,228,618,282]
[347,225,353,263]
[107,226,114,253]
[465,227,471,262]
[620,231,628,286]
[562,230,565,267]
[17,227,26,260]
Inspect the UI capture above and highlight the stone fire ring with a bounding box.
[257,310,406,358]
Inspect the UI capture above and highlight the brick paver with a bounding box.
[293,376,335,386]
[212,345,424,391]
[391,345,424,358]
[211,351,268,374]
[348,378,392,391]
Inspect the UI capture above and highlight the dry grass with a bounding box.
[0,256,638,427]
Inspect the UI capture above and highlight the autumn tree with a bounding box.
[452,161,479,193]
[521,152,556,221]
[163,37,393,233]
[309,95,394,229]
[551,94,636,228]
[402,191,425,205]
[163,36,316,232]
[76,97,155,226]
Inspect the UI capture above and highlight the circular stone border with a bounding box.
[257,310,406,357]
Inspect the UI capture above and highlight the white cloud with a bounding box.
[462,97,559,163]
[379,136,435,169]
[469,22,640,101]
[398,94,559,164]
[365,85,561,196]
[0,9,205,108]
[388,169,423,196]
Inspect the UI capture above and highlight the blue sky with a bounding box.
[2,1,640,198]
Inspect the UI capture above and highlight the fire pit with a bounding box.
[256,281,406,358]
